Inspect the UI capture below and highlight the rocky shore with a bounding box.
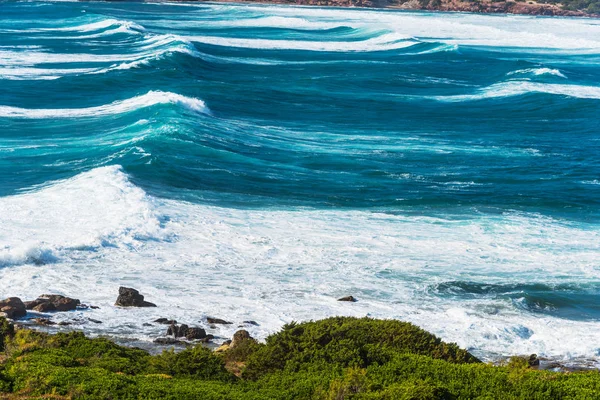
[185,0,600,18]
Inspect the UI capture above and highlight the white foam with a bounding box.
[0,166,165,268]
[187,32,416,52]
[430,81,600,102]
[0,91,210,118]
[508,68,567,79]
[206,15,347,30]
[1,167,600,362]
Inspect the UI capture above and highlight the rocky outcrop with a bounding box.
[0,297,27,320]
[214,340,232,353]
[230,329,256,349]
[207,317,232,325]
[529,354,540,367]
[154,318,176,325]
[25,295,80,313]
[338,296,357,302]
[167,323,211,341]
[115,287,156,308]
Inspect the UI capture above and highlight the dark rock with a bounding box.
[32,302,57,313]
[32,318,55,326]
[143,323,153,327]
[242,320,259,326]
[154,337,182,345]
[26,295,80,313]
[338,296,357,302]
[154,318,176,325]
[167,323,188,338]
[115,287,156,307]
[529,354,540,367]
[39,295,80,311]
[24,299,48,310]
[88,318,102,324]
[90,306,100,310]
[167,323,207,340]
[231,329,256,349]
[185,327,207,340]
[207,317,232,325]
[0,297,27,320]
[58,321,71,326]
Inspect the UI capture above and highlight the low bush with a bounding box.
[0,317,599,399]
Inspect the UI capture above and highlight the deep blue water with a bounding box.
[1,1,600,363]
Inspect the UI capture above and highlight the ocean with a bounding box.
[1,0,600,366]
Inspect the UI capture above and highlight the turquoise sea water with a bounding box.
[1,1,600,365]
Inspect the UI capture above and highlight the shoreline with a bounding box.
[2,315,600,398]
[2,290,599,372]
[159,0,600,18]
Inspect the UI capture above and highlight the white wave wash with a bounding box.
[508,68,568,79]
[186,32,417,52]
[0,91,210,118]
[1,167,600,363]
[430,81,600,102]
[140,3,600,52]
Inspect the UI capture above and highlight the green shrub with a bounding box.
[0,318,14,352]
[243,317,478,379]
[147,345,234,382]
[1,317,600,399]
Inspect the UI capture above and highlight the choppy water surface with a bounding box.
[1,1,600,365]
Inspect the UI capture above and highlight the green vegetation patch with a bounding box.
[1,317,600,399]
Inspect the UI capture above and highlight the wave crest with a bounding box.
[0,91,210,118]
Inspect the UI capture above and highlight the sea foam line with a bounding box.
[0,91,210,118]
[430,81,600,102]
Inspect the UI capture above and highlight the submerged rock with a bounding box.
[115,287,156,308]
[154,318,176,325]
[0,297,27,320]
[337,296,358,302]
[154,337,182,345]
[207,317,232,325]
[32,318,55,326]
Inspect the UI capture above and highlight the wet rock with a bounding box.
[143,323,153,327]
[529,354,540,367]
[167,323,188,338]
[58,321,71,326]
[40,295,80,311]
[337,296,357,302]
[167,323,207,340]
[32,302,57,313]
[32,318,55,326]
[207,317,232,325]
[186,327,208,340]
[90,305,100,310]
[154,337,182,345]
[0,297,27,320]
[88,318,102,324]
[24,299,48,310]
[115,287,156,308]
[231,330,256,349]
[154,318,176,325]
[26,295,80,312]
[242,320,259,326]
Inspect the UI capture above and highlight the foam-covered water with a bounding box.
[1,1,600,366]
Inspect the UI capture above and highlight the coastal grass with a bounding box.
[1,317,600,399]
